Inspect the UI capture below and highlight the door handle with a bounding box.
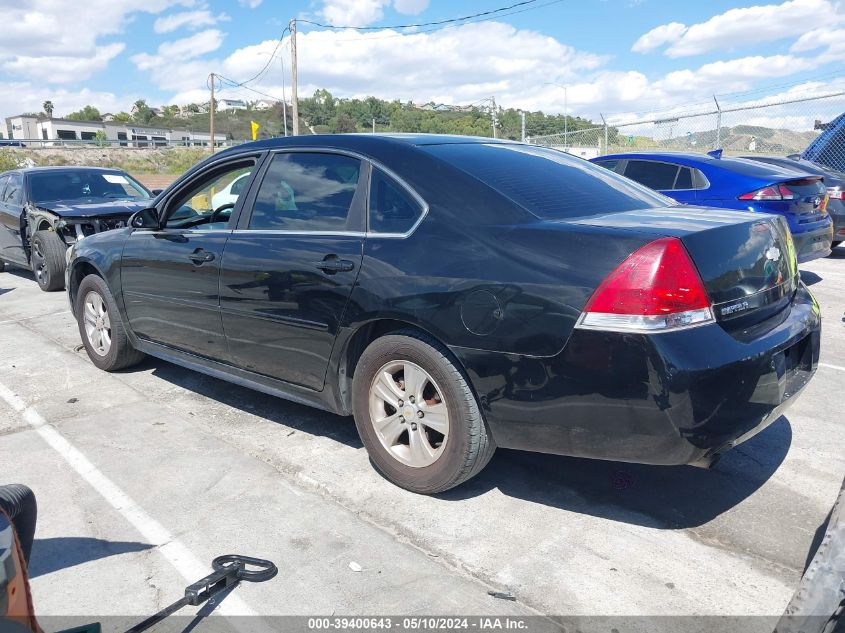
[314,257,354,273]
[188,249,215,264]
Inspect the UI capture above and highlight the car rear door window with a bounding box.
[623,160,680,190]
[369,168,424,234]
[674,167,693,189]
[249,153,362,232]
[423,144,671,220]
[0,175,9,202]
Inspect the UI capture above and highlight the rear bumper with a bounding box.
[793,222,833,262]
[454,284,820,466]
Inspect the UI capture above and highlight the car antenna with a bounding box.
[707,149,723,159]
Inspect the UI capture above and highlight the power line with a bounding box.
[297,0,541,30]
[298,0,564,44]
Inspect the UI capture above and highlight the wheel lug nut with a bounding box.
[417,410,424,418]
[411,423,418,431]
[409,396,415,403]
[398,399,403,407]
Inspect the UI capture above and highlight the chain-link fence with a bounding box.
[528,91,845,163]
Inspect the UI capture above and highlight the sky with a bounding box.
[1,0,844,127]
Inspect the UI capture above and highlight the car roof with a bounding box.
[13,166,131,174]
[234,133,512,151]
[594,151,815,180]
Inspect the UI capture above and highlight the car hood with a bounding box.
[33,198,151,218]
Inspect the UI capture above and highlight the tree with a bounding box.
[66,105,102,121]
[113,111,131,122]
[131,99,154,124]
[42,100,54,118]
[333,112,357,133]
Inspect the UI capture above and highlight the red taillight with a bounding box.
[778,184,795,199]
[738,186,782,201]
[577,237,714,333]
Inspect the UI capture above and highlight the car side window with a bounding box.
[674,167,693,190]
[623,160,679,190]
[248,152,361,232]
[164,161,254,231]
[5,174,23,205]
[594,159,621,173]
[0,175,9,202]
[369,168,423,234]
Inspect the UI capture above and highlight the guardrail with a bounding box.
[0,138,248,149]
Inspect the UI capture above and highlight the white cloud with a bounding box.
[238,0,262,7]
[143,19,841,125]
[1,43,127,83]
[154,9,229,33]
[319,0,391,27]
[656,55,817,95]
[0,0,193,57]
[131,30,224,92]
[633,0,835,57]
[393,0,429,14]
[631,22,686,53]
[0,82,132,123]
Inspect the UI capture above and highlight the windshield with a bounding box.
[423,143,675,220]
[27,170,151,204]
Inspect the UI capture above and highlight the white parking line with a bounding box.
[820,362,845,373]
[0,381,258,619]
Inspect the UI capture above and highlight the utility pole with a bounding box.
[208,72,215,152]
[600,113,608,155]
[491,96,497,139]
[290,18,299,136]
[519,110,526,142]
[372,117,376,133]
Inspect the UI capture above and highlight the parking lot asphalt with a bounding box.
[0,247,843,624]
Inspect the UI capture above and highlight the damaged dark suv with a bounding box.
[0,167,153,291]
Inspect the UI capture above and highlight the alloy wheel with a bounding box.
[82,291,112,356]
[368,360,449,468]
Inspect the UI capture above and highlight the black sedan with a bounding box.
[65,134,820,494]
[0,167,153,291]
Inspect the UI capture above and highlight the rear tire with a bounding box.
[75,274,145,371]
[31,230,66,291]
[832,241,842,249]
[352,330,495,494]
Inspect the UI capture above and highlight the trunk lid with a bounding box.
[570,206,798,327]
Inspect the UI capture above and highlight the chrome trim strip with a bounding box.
[574,307,715,334]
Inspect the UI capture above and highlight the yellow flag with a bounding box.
[250,120,260,141]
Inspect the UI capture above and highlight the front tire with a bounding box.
[31,230,66,291]
[0,259,5,273]
[352,331,495,494]
[75,275,145,371]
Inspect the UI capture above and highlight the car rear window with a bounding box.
[423,143,672,220]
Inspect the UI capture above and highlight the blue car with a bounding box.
[591,151,834,262]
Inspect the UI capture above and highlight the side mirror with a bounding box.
[130,207,160,230]
[151,188,163,196]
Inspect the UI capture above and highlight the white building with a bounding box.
[3,115,227,147]
[253,99,277,111]
[218,99,247,111]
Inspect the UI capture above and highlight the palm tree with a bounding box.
[43,100,54,118]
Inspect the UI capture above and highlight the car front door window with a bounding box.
[165,163,254,231]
